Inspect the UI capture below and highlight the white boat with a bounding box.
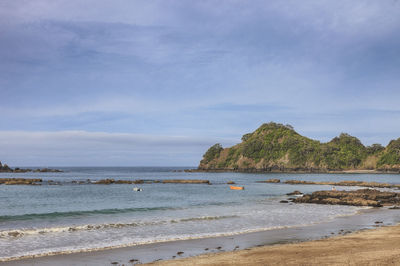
[133,187,143,192]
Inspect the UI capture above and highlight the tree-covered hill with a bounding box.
[198,122,399,172]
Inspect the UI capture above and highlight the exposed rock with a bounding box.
[0,162,13,172]
[92,179,210,185]
[285,180,318,185]
[115,180,144,184]
[162,179,210,184]
[8,231,21,237]
[294,189,400,207]
[94,179,115,184]
[280,200,289,203]
[257,179,280,183]
[0,161,62,173]
[33,168,63,173]
[284,180,400,189]
[286,190,302,196]
[227,181,236,184]
[0,178,42,185]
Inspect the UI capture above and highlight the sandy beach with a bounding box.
[151,224,400,266]
[2,207,399,265]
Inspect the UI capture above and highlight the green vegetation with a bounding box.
[377,138,400,167]
[201,143,223,164]
[198,122,400,171]
[321,133,367,169]
[366,144,384,155]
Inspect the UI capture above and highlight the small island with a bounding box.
[0,161,62,173]
[195,122,400,173]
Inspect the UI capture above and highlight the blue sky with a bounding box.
[1,1,400,166]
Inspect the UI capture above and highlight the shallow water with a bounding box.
[1,167,400,261]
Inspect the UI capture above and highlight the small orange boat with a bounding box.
[230,185,244,190]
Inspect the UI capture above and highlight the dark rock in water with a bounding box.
[285,180,317,185]
[227,181,236,184]
[204,248,209,250]
[162,179,210,184]
[294,189,400,207]
[115,180,144,184]
[375,221,383,224]
[216,246,222,250]
[95,179,115,184]
[0,161,12,172]
[284,179,400,189]
[33,168,63,173]
[286,190,302,196]
[8,231,21,237]
[177,251,184,255]
[280,200,289,203]
[110,262,118,265]
[257,179,280,183]
[389,206,400,209]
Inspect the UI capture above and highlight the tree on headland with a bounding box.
[201,143,223,163]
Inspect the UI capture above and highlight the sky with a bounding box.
[1,0,400,166]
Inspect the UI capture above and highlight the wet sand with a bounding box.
[2,207,400,265]
[152,223,400,266]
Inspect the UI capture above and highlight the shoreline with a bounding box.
[185,169,400,174]
[2,207,399,265]
[151,222,400,266]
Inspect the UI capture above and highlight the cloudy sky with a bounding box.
[1,0,400,166]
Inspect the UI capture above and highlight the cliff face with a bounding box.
[198,122,400,172]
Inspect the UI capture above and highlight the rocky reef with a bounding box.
[161,179,210,184]
[293,189,400,207]
[94,179,145,184]
[93,179,210,185]
[283,180,400,189]
[0,178,211,186]
[0,178,43,185]
[256,179,281,183]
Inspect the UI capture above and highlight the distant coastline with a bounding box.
[185,168,400,174]
[0,161,62,173]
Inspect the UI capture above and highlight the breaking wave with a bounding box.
[0,215,239,238]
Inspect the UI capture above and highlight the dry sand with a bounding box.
[150,224,400,266]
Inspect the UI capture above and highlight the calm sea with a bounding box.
[1,167,400,261]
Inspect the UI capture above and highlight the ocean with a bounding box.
[1,167,400,261]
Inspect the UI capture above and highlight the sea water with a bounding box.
[1,167,400,261]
